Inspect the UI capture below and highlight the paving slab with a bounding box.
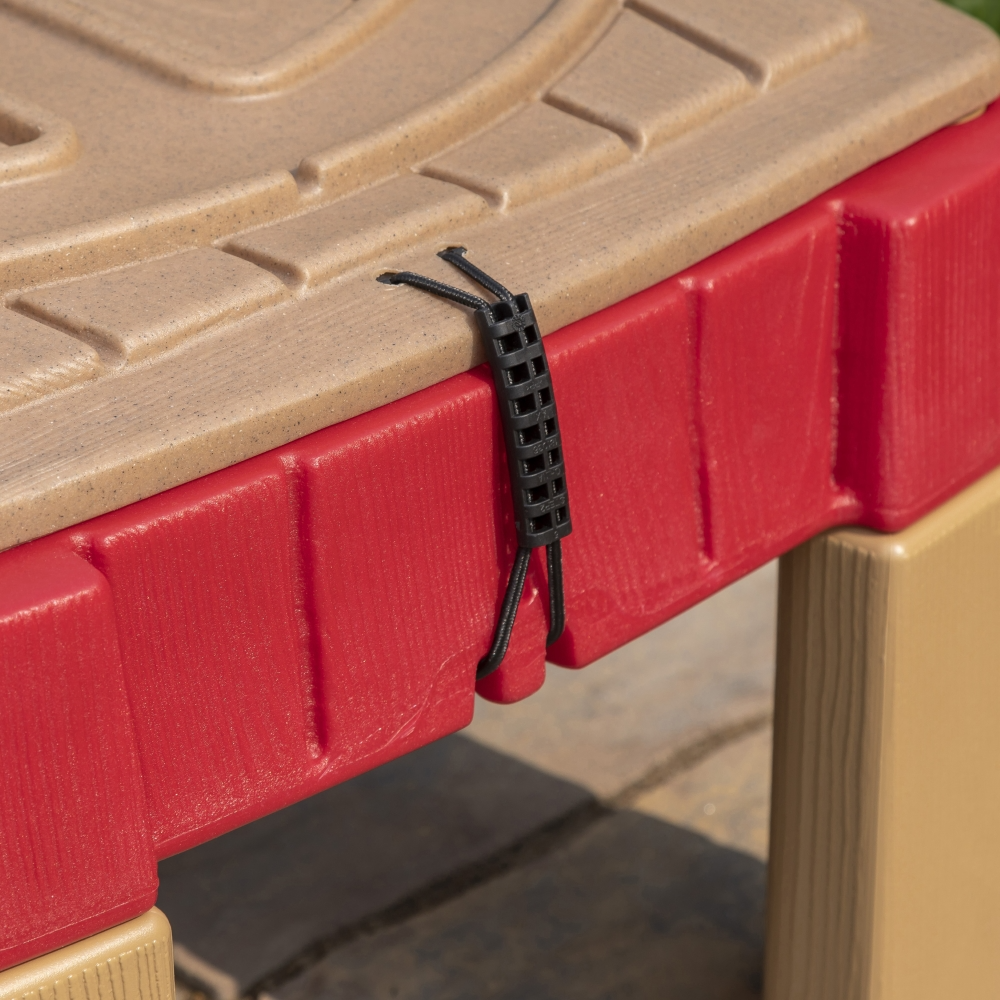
[635,727,772,862]
[467,562,777,799]
[276,809,766,1000]
[157,735,591,990]
[273,697,775,999]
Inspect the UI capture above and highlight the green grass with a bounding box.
[941,0,1000,34]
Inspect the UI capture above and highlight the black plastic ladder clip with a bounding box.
[378,247,571,679]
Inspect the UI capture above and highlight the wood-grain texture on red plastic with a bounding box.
[1,102,998,969]
[833,107,1000,529]
[0,545,158,967]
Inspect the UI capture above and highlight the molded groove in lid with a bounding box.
[0,90,78,184]
[628,0,869,90]
[0,0,416,96]
[545,7,752,154]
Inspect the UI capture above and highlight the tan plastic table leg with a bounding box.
[0,910,174,1000]
[764,468,1000,1000]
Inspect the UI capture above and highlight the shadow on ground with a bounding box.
[158,734,589,988]
[158,735,765,1000]
[279,809,764,1000]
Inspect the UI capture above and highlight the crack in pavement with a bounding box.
[239,708,773,999]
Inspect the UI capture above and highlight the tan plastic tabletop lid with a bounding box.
[1,0,998,551]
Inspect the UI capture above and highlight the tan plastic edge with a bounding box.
[0,909,174,1000]
[765,466,1000,1000]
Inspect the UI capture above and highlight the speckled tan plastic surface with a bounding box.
[0,89,78,184]
[0,908,173,1000]
[20,250,290,363]
[422,102,631,210]
[632,0,868,88]
[1,0,400,96]
[0,308,102,411]
[0,0,998,550]
[226,174,490,288]
[547,8,752,153]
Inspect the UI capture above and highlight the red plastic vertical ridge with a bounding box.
[546,201,850,667]
[71,455,321,858]
[830,105,1000,529]
[0,544,158,970]
[291,370,524,726]
[543,277,706,667]
[684,201,842,569]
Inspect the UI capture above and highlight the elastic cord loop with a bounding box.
[477,546,532,679]
[437,246,514,302]
[377,270,490,311]
[545,540,565,647]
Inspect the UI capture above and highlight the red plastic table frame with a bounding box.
[2,103,999,970]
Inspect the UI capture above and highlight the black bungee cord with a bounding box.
[378,247,572,678]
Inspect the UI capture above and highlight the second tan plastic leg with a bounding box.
[0,910,174,1000]
[764,468,1000,1000]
